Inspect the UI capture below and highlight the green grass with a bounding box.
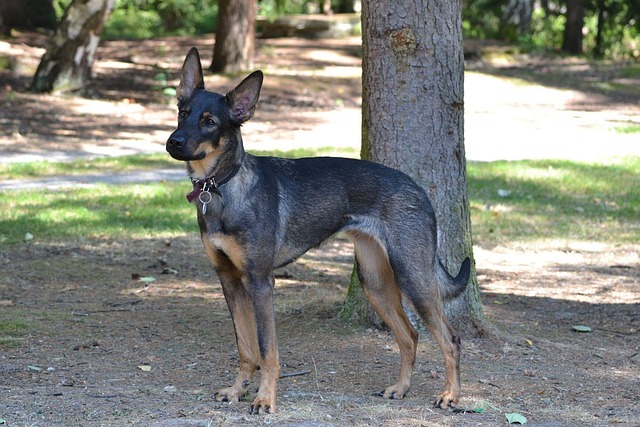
[0,318,32,349]
[468,157,640,246]
[613,124,640,134]
[0,154,638,246]
[0,182,197,243]
[0,147,358,180]
[0,153,176,180]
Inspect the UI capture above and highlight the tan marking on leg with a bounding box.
[421,303,461,408]
[204,232,246,272]
[201,234,260,403]
[215,291,261,403]
[251,346,280,414]
[348,231,418,399]
[250,282,280,415]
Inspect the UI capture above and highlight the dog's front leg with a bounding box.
[248,275,280,415]
[215,269,261,404]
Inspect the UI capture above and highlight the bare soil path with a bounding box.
[0,34,639,426]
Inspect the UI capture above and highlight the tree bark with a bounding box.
[0,0,57,35]
[562,0,584,54]
[30,0,114,94]
[343,0,483,334]
[593,0,607,58]
[500,0,533,37]
[210,0,257,73]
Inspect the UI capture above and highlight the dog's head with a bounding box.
[166,48,263,171]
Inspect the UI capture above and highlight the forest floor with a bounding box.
[0,34,639,426]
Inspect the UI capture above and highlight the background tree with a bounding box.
[343,0,483,333]
[31,0,115,94]
[500,0,533,38]
[0,0,57,35]
[210,0,257,73]
[562,0,585,54]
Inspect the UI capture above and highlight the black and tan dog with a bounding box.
[166,48,471,415]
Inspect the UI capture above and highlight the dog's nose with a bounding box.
[167,135,185,149]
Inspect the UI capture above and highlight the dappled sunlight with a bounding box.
[476,243,640,304]
[123,277,225,300]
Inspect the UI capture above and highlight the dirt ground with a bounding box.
[1,34,639,426]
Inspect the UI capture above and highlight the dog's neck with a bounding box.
[187,136,245,182]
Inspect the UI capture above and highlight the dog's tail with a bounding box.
[436,257,471,300]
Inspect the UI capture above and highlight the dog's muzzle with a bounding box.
[166,134,206,161]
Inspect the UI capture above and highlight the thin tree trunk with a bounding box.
[30,0,114,94]
[210,0,256,73]
[562,0,584,54]
[343,0,483,334]
[594,0,607,58]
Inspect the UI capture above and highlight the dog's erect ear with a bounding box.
[225,70,263,125]
[177,47,204,103]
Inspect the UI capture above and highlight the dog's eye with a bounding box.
[178,109,187,119]
[205,118,217,127]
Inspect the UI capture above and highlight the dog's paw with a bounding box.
[214,386,246,403]
[434,390,458,409]
[376,382,410,400]
[249,397,275,415]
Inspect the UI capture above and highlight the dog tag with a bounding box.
[199,190,213,215]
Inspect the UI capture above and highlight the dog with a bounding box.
[166,47,471,415]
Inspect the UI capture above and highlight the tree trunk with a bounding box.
[30,0,114,94]
[593,0,607,58]
[500,0,533,37]
[562,0,584,54]
[342,0,483,334]
[210,0,257,73]
[0,0,57,35]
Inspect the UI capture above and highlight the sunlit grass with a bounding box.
[613,124,640,134]
[0,155,638,246]
[0,182,196,243]
[0,147,358,180]
[468,157,640,246]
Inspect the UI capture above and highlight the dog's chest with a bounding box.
[196,198,225,233]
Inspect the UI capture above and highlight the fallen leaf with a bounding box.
[505,412,527,424]
[572,325,592,333]
[452,406,485,414]
[27,365,42,372]
[139,276,156,283]
[525,338,533,346]
[24,232,34,241]
[138,365,152,372]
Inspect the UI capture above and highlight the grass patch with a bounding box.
[0,318,32,349]
[0,182,197,243]
[250,146,359,159]
[0,153,176,181]
[467,157,640,246]
[0,155,638,246]
[621,64,640,78]
[613,124,640,134]
[0,147,358,181]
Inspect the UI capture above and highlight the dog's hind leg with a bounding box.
[349,231,418,399]
[393,261,462,409]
